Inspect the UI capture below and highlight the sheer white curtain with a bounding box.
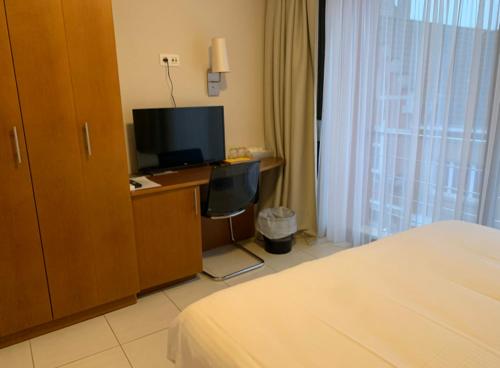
[319,0,500,245]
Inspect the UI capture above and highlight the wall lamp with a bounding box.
[208,37,230,97]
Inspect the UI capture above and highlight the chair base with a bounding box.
[202,242,265,281]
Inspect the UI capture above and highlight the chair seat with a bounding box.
[205,208,246,220]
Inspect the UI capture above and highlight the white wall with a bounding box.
[111,0,266,171]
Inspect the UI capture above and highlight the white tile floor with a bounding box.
[0,234,349,368]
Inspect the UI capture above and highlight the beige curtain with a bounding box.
[262,0,318,235]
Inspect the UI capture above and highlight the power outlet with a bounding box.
[159,54,180,67]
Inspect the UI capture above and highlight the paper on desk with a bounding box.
[130,176,161,191]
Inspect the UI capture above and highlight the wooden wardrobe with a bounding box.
[0,0,138,340]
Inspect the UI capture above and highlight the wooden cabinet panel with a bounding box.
[5,0,98,318]
[0,1,52,336]
[133,187,203,291]
[61,0,139,302]
[5,0,138,318]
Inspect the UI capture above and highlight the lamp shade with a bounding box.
[211,37,230,73]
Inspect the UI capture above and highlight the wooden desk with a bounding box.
[130,157,283,291]
[131,157,284,197]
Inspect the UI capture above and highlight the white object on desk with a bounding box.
[248,147,273,160]
[151,170,178,177]
[130,176,161,191]
[227,147,273,160]
[227,146,251,159]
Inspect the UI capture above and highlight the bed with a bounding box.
[168,221,500,367]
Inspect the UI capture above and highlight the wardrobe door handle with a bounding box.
[194,188,199,216]
[83,122,92,157]
[12,126,22,165]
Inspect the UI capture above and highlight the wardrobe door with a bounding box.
[5,0,100,318]
[61,0,139,300]
[0,1,52,336]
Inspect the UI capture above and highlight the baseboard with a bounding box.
[138,274,198,296]
[0,295,137,349]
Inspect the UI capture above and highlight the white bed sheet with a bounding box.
[168,221,500,367]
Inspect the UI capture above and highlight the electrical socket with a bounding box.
[159,54,180,67]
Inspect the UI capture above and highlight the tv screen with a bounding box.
[133,106,225,172]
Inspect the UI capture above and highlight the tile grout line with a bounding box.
[261,262,280,272]
[118,342,134,368]
[245,242,317,271]
[119,327,170,346]
[300,247,342,258]
[28,317,125,368]
[103,316,134,368]
[54,346,118,368]
[150,243,325,315]
[161,273,230,310]
[161,290,183,312]
[24,241,340,368]
[156,288,182,312]
[101,297,171,346]
[29,340,36,368]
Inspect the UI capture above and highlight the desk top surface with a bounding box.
[131,157,284,198]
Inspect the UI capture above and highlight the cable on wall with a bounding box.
[164,58,177,107]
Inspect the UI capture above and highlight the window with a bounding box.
[319,0,500,244]
[366,3,499,239]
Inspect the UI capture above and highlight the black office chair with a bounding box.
[201,161,264,281]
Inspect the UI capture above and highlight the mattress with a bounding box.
[168,221,500,367]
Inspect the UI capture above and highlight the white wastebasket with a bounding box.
[256,207,297,254]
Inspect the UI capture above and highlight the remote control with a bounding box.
[129,179,142,189]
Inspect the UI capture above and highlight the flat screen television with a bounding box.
[133,106,225,173]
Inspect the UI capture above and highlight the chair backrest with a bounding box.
[204,161,260,218]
